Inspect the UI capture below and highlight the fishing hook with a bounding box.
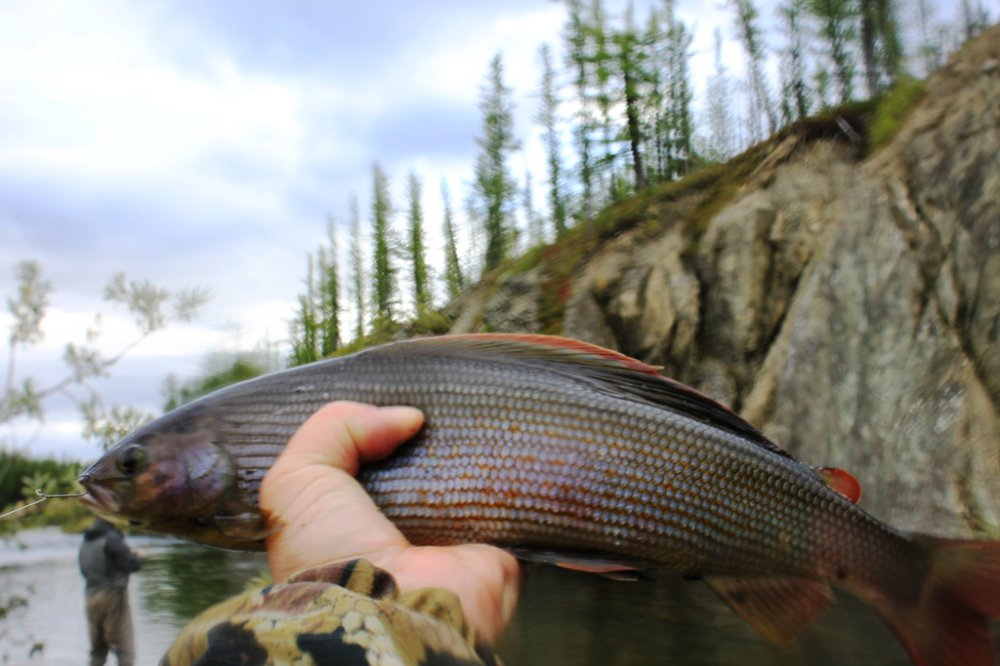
[0,489,87,520]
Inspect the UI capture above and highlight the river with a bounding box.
[0,528,266,665]
[0,527,960,665]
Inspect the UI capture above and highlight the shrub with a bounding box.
[870,76,927,148]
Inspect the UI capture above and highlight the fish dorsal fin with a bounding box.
[381,334,791,459]
[440,333,665,375]
[817,467,862,503]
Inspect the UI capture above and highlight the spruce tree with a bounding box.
[565,0,595,221]
[440,180,465,301]
[349,193,365,341]
[916,0,941,75]
[665,1,694,177]
[613,2,648,191]
[960,0,990,41]
[537,43,567,238]
[523,171,544,247]
[473,53,519,273]
[704,27,736,161]
[814,69,833,110]
[779,0,811,122]
[859,0,880,95]
[642,11,667,181]
[463,190,484,280]
[807,0,857,104]
[859,0,901,94]
[289,218,341,364]
[589,0,616,193]
[874,0,903,85]
[406,171,431,313]
[370,162,395,331]
[289,254,318,366]
[649,0,694,179]
[731,0,777,138]
[318,217,340,357]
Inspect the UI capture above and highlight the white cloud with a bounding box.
[0,2,301,170]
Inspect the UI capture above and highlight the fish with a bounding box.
[78,333,1000,666]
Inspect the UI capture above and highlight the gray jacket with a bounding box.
[78,518,144,595]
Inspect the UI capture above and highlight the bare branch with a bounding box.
[6,261,52,347]
[1,263,211,450]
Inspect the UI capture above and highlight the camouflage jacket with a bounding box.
[161,559,500,666]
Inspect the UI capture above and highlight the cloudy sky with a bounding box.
[0,0,975,461]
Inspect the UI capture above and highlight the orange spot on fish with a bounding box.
[818,467,862,503]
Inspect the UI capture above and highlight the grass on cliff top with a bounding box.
[869,76,927,148]
[506,143,771,276]
[328,307,454,357]
[496,99,888,334]
[515,98,882,271]
[509,147,771,334]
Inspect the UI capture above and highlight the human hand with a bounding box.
[259,401,522,645]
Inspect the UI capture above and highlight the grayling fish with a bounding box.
[79,334,1000,665]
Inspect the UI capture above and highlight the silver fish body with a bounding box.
[78,334,1000,665]
[85,337,867,569]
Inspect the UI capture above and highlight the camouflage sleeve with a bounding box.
[160,558,501,666]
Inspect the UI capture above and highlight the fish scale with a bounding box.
[206,344,831,577]
[78,334,1000,666]
[284,352,830,577]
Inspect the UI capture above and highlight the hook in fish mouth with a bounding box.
[77,479,122,514]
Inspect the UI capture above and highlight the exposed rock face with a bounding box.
[450,26,1000,536]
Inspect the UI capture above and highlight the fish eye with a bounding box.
[116,445,148,477]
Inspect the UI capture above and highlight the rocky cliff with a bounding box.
[449,25,1000,536]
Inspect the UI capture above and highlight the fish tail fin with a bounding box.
[867,535,1000,666]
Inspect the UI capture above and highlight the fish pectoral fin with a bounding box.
[507,548,649,581]
[212,513,279,543]
[705,575,834,646]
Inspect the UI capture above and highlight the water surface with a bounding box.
[0,528,985,665]
[0,528,266,665]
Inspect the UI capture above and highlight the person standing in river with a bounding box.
[78,517,144,666]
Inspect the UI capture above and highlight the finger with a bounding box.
[275,401,424,475]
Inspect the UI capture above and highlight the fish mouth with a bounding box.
[77,476,122,514]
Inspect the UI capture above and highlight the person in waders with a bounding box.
[78,518,144,666]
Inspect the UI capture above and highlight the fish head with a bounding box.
[78,407,244,544]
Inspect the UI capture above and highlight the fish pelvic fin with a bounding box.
[505,548,649,581]
[705,576,834,646]
[864,535,1000,666]
[212,513,278,545]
